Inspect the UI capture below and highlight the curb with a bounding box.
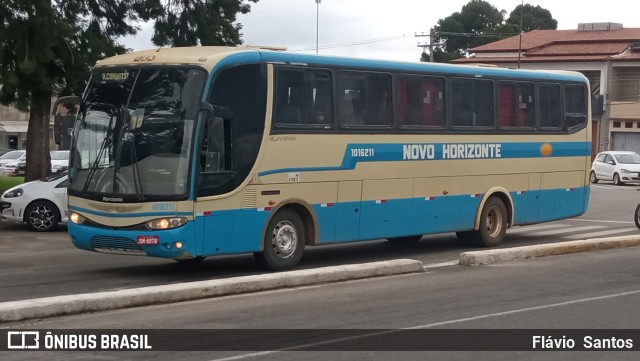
[0,259,424,323]
[459,235,640,266]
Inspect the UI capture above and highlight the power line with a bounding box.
[290,34,407,52]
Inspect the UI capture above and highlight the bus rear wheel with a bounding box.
[254,209,305,271]
[456,196,507,247]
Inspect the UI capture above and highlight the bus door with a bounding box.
[334,181,361,242]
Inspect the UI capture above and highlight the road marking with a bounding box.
[208,289,640,360]
[508,224,568,233]
[527,225,605,236]
[565,227,638,239]
[567,218,635,225]
[424,260,459,269]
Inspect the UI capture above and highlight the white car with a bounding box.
[0,152,26,176]
[590,151,640,185]
[0,150,26,167]
[0,172,68,231]
[50,150,70,174]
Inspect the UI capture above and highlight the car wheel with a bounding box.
[613,173,622,185]
[254,209,305,271]
[589,171,598,184]
[635,204,640,230]
[25,200,60,232]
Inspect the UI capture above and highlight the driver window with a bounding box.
[199,117,225,173]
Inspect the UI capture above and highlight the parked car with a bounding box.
[0,172,68,231]
[50,150,70,174]
[590,151,640,185]
[0,150,25,167]
[0,153,26,176]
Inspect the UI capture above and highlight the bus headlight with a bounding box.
[146,217,187,230]
[69,212,86,224]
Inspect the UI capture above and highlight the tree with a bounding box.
[0,0,163,181]
[0,1,259,182]
[505,4,557,32]
[427,1,557,63]
[152,0,259,46]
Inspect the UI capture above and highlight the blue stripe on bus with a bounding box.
[259,141,591,177]
[256,51,587,83]
[69,206,192,219]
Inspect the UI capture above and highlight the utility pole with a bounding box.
[415,29,437,62]
[315,0,321,54]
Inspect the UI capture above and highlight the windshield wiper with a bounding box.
[82,105,116,194]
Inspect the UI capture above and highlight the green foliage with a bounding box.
[152,0,259,47]
[505,4,557,32]
[0,177,24,193]
[428,1,557,63]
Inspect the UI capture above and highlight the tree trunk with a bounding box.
[25,90,52,182]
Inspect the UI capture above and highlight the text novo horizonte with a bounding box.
[402,143,502,160]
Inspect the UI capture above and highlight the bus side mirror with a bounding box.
[200,101,234,121]
[52,95,82,115]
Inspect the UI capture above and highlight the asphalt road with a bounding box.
[2,243,639,360]
[0,183,638,302]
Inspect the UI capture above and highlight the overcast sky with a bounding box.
[123,0,640,62]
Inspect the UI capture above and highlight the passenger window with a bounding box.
[538,83,562,129]
[274,68,333,127]
[564,84,587,129]
[398,76,445,128]
[451,78,494,128]
[338,71,392,127]
[498,82,535,128]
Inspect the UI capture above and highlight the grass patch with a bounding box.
[0,176,24,192]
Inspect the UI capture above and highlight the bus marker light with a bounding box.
[470,194,480,198]
[375,200,387,204]
[175,242,183,249]
[136,236,159,246]
[517,191,526,195]
[320,203,333,207]
[425,197,435,201]
[268,200,276,206]
[258,207,272,212]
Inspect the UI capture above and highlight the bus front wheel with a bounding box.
[456,196,507,247]
[254,209,305,271]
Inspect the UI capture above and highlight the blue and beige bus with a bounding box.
[62,46,591,270]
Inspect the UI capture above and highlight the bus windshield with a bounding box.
[69,66,206,201]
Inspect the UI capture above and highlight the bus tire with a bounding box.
[254,209,305,271]
[456,196,507,247]
[387,235,422,244]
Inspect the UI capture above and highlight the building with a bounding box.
[452,22,640,157]
[0,103,64,155]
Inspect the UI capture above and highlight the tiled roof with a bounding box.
[452,27,640,64]
[471,28,640,53]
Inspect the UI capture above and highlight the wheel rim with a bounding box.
[271,220,298,258]
[29,204,55,230]
[484,206,503,238]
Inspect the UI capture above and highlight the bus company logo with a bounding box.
[102,196,124,203]
[7,331,40,349]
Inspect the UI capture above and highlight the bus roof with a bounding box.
[96,46,587,83]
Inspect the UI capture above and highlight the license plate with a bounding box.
[18,171,25,175]
[136,235,159,246]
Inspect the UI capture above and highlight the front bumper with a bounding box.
[68,221,198,260]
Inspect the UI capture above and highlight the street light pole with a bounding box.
[315,0,321,53]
